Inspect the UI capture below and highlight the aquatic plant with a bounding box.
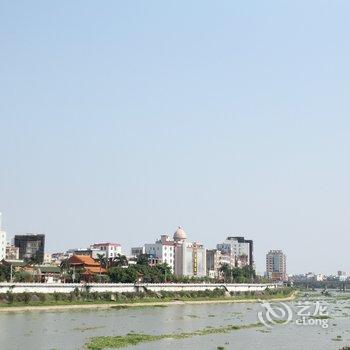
[85,322,263,349]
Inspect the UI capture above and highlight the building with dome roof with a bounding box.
[172,226,206,277]
[174,240,206,277]
[173,226,187,242]
[144,226,206,277]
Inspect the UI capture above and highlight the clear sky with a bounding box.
[1,1,349,275]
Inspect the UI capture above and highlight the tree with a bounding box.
[136,254,149,266]
[242,265,256,281]
[219,263,231,282]
[60,258,72,283]
[96,253,107,282]
[108,262,173,284]
[219,264,256,283]
[112,254,128,267]
[0,264,11,282]
[96,253,107,269]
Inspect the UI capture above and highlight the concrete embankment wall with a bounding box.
[0,283,279,294]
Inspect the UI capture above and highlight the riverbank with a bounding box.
[0,290,297,313]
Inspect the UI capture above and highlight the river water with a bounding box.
[0,291,349,350]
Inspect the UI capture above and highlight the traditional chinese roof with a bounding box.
[68,255,100,267]
[82,266,107,274]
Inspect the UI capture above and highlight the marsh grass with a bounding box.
[85,322,263,349]
[309,315,331,320]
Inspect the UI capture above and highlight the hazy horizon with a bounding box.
[1,1,349,275]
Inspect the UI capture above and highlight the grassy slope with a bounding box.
[0,290,296,309]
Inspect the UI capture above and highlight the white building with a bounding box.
[316,273,325,282]
[90,243,122,259]
[145,235,175,272]
[0,213,7,261]
[144,227,206,277]
[217,236,254,267]
[173,227,206,277]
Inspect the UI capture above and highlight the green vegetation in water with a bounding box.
[85,322,263,349]
[332,335,343,341]
[309,315,331,320]
[110,306,128,310]
[333,295,350,301]
[73,326,105,332]
[150,304,168,308]
[111,304,167,310]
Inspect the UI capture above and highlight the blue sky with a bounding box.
[1,1,349,274]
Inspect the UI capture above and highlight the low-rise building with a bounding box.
[316,273,326,282]
[51,252,68,265]
[67,255,106,282]
[130,246,145,257]
[72,248,104,259]
[5,243,19,260]
[90,243,122,259]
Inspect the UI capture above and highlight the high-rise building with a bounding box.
[0,213,7,261]
[14,234,45,263]
[266,250,287,281]
[217,236,254,267]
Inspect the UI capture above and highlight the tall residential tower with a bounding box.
[266,250,287,281]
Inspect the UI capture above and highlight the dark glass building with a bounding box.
[14,234,45,263]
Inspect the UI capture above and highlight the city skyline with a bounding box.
[1,213,348,277]
[1,2,350,275]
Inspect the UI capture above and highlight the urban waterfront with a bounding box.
[0,291,349,350]
[2,1,350,349]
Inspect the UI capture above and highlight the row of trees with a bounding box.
[219,264,257,283]
[0,265,38,283]
[0,253,260,284]
[107,255,259,284]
